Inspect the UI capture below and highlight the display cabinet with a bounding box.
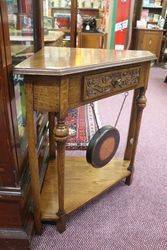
[0,1,47,249]
[0,0,79,248]
[7,0,49,177]
[133,28,164,60]
[141,0,164,26]
[132,0,167,61]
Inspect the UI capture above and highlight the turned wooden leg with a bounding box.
[124,88,147,186]
[54,120,69,233]
[49,112,56,159]
[25,83,42,234]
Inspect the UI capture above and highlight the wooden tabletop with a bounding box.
[14,47,156,76]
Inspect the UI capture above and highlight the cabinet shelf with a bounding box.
[51,7,101,11]
[51,7,101,18]
[143,6,162,9]
[41,157,130,221]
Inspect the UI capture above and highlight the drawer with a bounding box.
[83,66,141,101]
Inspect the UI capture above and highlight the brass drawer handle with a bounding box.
[112,79,123,88]
[149,39,152,45]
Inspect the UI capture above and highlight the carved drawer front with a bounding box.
[83,67,141,101]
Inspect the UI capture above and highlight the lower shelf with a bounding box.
[41,157,130,221]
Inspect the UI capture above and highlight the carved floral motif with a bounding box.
[84,67,141,100]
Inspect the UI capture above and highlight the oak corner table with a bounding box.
[14,47,156,234]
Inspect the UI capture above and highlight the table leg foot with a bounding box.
[125,166,134,186]
[56,214,66,233]
[125,174,133,186]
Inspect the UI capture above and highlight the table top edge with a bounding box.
[13,54,156,77]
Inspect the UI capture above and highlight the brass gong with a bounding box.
[86,92,128,168]
[86,125,120,168]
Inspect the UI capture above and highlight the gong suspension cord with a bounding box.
[114,92,129,127]
[90,102,100,131]
[90,91,129,131]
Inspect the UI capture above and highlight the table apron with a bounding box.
[30,62,150,113]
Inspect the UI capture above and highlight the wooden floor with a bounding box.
[41,157,130,221]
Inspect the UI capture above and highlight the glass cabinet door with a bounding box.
[7,0,34,64]
[6,0,49,171]
[6,0,34,165]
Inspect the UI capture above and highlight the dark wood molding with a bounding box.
[0,236,30,250]
[0,1,12,67]
[0,143,49,198]
[70,0,77,48]
[0,215,33,250]
[0,0,47,248]
[0,1,25,177]
[0,180,34,248]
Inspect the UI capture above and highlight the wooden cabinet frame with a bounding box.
[0,1,44,249]
[0,0,78,248]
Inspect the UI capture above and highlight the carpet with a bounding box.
[32,67,167,250]
[66,104,99,150]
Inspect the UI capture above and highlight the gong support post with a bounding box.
[125,88,147,185]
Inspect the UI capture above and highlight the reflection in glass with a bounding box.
[7,0,34,161]
[7,0,34,65]
[43,0,71,47]
[13,74,27,153]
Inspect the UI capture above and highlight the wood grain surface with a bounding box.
[41,157,130,221]
[25,82,42,234]
[17,48,153,233]
[14,47,156,76]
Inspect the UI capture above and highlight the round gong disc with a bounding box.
[86,125,120,168]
